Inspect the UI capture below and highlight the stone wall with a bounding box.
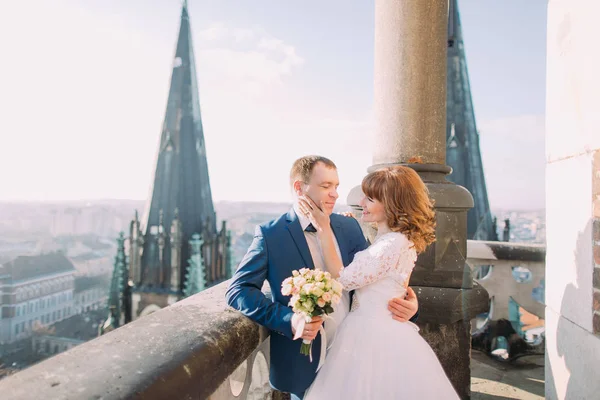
[545,0,600,398]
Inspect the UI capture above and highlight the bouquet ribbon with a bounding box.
[293,315,330,372]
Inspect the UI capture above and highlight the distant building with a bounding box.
[103,2,231,333]
[32,309,107,358]
[0,253,76,344]
[70,253,113,277]
[73,276,109,314]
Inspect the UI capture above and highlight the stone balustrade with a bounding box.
[0,282,274,400]
[467,240,546,338]
[0,240,545,399]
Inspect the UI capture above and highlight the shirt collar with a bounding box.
[293,204,312,231]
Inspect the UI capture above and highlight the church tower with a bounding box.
[445,0,498,241]
[103,1,230,332]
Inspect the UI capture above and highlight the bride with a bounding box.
[298,165,459,399]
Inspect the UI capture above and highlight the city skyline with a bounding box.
[0,0,547,209]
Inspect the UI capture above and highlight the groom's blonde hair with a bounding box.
[290,155,337,187]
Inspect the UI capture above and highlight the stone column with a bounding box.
[348,1,488,397]
[545,1,600,399]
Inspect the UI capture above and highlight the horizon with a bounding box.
[0,197,546,212]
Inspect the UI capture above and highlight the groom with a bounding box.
[226,155,419,399]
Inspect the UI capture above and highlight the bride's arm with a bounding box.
[335,235,407,291]
[317,226,344,278]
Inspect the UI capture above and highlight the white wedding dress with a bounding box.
[305,232,459,400]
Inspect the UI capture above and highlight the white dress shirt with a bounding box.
[293,206,349,350]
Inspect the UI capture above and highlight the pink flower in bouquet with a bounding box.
[282,283,293,296]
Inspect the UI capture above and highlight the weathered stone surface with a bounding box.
[420,319,471,399]
[594,219,600,276]
[478,241,546,263]
[372,0,448,166]
[0,282,267,400]
[467,240,546,263]
[593,290,600,312]
[413,283,489,325]
[411,168,475,289]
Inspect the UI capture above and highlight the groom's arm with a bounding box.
[389,288,420,323]
[225,225,295,339]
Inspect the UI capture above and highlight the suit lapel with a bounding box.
[330,216,350,266]
[286,209,315,269]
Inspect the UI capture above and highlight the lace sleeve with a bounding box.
[338,233,413,291]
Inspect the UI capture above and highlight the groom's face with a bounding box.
[298,162,340,216]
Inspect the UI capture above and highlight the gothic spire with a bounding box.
[445,0,497,241]
[101,232,127,333]
[183,234,206,297]
[140,1,217,288]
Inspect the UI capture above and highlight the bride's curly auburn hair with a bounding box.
[362,166,436,254]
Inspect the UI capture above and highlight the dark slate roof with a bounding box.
[0,252,76,282]
[50,309,107,341]
[74,275,110,293]
[445,0,497,241]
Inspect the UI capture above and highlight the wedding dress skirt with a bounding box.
[305,232,459,399]
[305,307,459,399]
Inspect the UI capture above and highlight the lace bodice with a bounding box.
[338,232,417,314]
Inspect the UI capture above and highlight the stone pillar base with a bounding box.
[415,284,489,399]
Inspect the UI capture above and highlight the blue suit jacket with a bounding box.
[226,209,417,394]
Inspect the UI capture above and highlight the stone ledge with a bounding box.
[468,240,546,263]
[0,282,267,400]
[414,281,490,324]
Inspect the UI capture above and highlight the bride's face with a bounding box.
[360,196,386,223]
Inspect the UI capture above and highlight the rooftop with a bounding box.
[74,275,110,293]
[0,252,76,283]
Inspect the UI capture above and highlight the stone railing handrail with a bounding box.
[467,240,546,322]
[0,282,268,400]
[467,240,546,262]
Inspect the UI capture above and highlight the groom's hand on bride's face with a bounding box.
[388,287,418,322]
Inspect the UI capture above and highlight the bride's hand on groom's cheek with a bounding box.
[298,196,329,230]
[388,287,418,322]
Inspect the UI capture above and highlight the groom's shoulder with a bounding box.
[257,211,289,234]
[331,212,362,232]
[329,214,360,229]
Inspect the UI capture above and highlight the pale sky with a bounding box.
[0,0,547,209]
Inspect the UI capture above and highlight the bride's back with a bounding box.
[347,232,416,318]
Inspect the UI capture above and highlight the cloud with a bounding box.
[0,8,402,207]
[197,22,228,42]
[195,23,304,96]
[188,23,373,205]
[478,114,546,210]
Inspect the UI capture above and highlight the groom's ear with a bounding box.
[292,180,303,195]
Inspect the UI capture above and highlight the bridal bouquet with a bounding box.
[281,268,344,357]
